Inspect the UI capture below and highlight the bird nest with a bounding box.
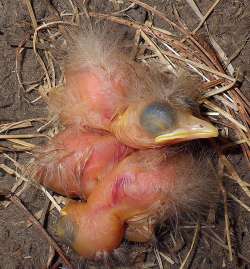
[0,0,249,268]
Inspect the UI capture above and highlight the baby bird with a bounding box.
[49,28,218,149]
[56,149,218,258]
[32,126,132,198]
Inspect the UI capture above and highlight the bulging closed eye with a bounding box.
[140,101,176,136]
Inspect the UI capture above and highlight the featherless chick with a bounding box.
[56,149,218,258]
[49,28,218,149]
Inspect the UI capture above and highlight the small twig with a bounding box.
[225,35,250,66]
[7,194,73,269]
[192,0,222,33]
[112,3,136,15]
[129,0,183,33]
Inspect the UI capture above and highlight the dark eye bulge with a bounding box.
[140,101,176,136]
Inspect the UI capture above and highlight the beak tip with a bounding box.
[154,124,219,144]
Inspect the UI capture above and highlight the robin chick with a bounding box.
[56,149,218,258]
[49,28,218,149]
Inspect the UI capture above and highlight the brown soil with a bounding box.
[0,0,249,268]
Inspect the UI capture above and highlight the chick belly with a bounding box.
[86,182,169,255]
[87,162,175,238]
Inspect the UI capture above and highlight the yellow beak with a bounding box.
[155,115,218,144]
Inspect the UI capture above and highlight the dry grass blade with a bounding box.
[46,246,55,269]
[0,118,47,137]
[23,0,38,29]
[112,3,136,15]
[140,31,176,71]
[0,134,46,139]
[185,0,204,21]
[222,139,250,150]
[161,50,235,81]
[202,80,236,98]
[218,158,233,262]
[0,120,32,133]
[220,155,250,198]
[153,247,163,269]
[209,36,235,76]
[0,163,28,182]
[185,0,235,76]
[228,192,250,212]
[220,183,233,261]
[23,0,51,89]
[88,12,175,41]
[128,0,228,70]
[225,35,250,65]
[159,252,175,265]
[179,222,200,269]
[213,95,238,111]
[40,186,62,212]
[8,139,36,150]
[32,22,67,89]
[203,100,248,132]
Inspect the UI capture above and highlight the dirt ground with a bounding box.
[0,0,249,268]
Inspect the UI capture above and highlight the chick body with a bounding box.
[57,149,218,258]
[49,29,218,149]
